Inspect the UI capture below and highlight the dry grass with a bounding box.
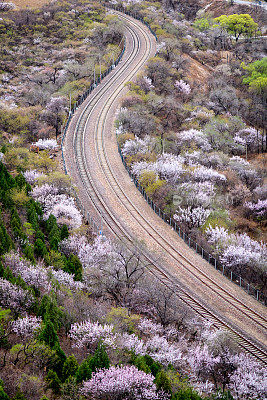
[13,0,51,9]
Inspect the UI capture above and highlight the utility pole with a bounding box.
[99,57,101,81]
[69,92,72,115]
[93,64,96,87]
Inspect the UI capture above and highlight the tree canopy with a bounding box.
[214,14,259,41]
[242,57,267,94]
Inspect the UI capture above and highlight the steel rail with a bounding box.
[66,12,267,364]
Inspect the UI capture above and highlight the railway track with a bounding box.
[64,11,267,365]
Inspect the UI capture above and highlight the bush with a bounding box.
[64,254,82,281]
[45,370,61,395]
[88,343,110,372]
[76,360,92,384]
[39,320,59,349]
[62,355,79,381]
[34,239,47,259]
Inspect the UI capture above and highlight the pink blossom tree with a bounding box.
[0,278,34,314]
[11,314,42,339]
[81,365,169,400]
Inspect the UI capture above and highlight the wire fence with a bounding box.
[61,1,158,235]
[61,3,266,305]
[117,145,266,305]
[61,40,126,175]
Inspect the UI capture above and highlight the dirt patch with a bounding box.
[184,54,213,89]
[13,0,52,9]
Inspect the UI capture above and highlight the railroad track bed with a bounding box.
[63,11,267,364]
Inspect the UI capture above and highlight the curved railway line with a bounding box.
[63,11,267,365]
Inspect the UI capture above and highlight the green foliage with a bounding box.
[214,14,259,41]
[23,223,35,238]
[34,239,47,259]
[14,174,26,189]
[0,109,30,137]
[51,343,67,379]
[44,251,66,271]
[242,57,267,94]
[0,222,14,255]
[62,355,79,381]
[13,390,27,400]
[132,355,151,374]
[106,307,140,334]
[26,200,40,230]
[35,230,45,242]
[155,370,172,394]
[0,308,11,349]
[131,354,161,377]
[64,254,82,281]
[23,245,35,263]
[45,215,57,234]
[10,208,23,238]
[139,171,158,189]
[3,148,56,173]
[48,224,61,251]
[10,188,29,208]
[88,342,110,372]
[45,370,61,395]
[60,224,69,240]
[145,356,161,377]
[172,387,204,400]
[61,376,80,400]
[202,209,233,234]
[39,320,59,349]
[38,295,64,331]
[193,18,211,31]
[75,360,92,384]
[0,387,10,400]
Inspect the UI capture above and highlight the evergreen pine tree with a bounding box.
[39,320,59,349]
[64,254,82,281]
[34,239,47,258]
[60,224,69,240]
[155,370,172,394]
[62,355,79,381]
[45,370,61,395]
[88,342,110,372]
[75,360,92,384]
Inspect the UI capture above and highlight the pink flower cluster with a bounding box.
[60,234,114,269]
[82,365,167,400]
[69,320,114,349]
[0,278,33,313]
[176,129,211,151]
[122,136,155,157]
[33,138,58,150]
[31,184,82,229]
[175,79,191,95]
[3,251,84,292]
[244,199,267,218]
[174,206,211,228]
[205,226,266,269]
[23,170,44,185]
[11,314,42,338]
[191,165,226,183]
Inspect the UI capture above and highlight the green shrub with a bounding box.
[62,355,79,381]
[45,370,61,395]
[76,360,92,384]
[64,254,82,281]
[34,239,47,258]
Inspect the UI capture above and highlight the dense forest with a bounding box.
[0,0,266,399]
